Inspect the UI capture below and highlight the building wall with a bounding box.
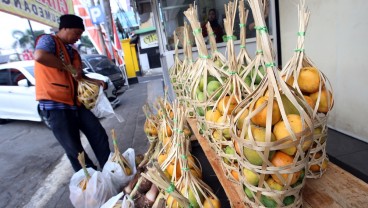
[279,0,368,142]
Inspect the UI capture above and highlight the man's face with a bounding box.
[208,11,216,22]
[65,28,84,44]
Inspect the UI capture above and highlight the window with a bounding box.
[157,0,272,51]
[9,69,26,86]
[82,61,93,73]
[85,57,120,74]
[0,69,10,86]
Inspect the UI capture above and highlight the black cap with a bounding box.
[59,14,85,31]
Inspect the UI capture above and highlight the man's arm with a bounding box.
[34,49,65,70]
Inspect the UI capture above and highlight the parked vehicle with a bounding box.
[0,61,119,128]
[81,54,126,91]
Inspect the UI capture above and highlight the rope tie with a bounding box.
[192,28,202,35]
[265,62,276,67]
[165,183,175,193]
[199,54,211,59]
[222,35,236,42]
[254,26,268,32]
[256,50,263,54]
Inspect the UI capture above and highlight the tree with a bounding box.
[12,29,44,50]
[79,35,93,48]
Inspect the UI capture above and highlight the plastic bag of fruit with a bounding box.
[102,148,137,194]
[69,153,115,208]
[100,192,135,208]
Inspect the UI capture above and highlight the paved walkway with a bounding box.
[35,74,165,208]
[27,67,368,207]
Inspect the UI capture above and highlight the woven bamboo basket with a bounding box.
[178,23,196,118]
[183,4,229,137]
[206,22,227,70]
[203,0,252,184]
[141,162,191,208]
[63,63,100,109]
[169,32,183,98]
[230,0,314,207]
[236,1,252,73]
[77,80,100,109]
[279,0,334,179]
[143,104,159,143]
[238,5,267,93]
[157,101,202,183]
[160,102,219,207]
[238,0,272,93]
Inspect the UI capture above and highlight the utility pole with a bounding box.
[100,0,114,59]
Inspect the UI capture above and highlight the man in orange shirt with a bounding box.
[34,14,110,171]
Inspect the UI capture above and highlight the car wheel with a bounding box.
[38,109,52,129]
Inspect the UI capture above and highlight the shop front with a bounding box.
[150,0,279,98]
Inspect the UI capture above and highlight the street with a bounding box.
[0,75,164,208]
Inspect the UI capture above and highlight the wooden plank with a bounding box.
[188,118,368,208]
[303,162,368,208]
[187,118,246,208]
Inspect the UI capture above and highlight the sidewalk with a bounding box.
[34,68,368,208]
[39,73,165,208]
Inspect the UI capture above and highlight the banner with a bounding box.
[73,0,105,55]
[0,0,74,28]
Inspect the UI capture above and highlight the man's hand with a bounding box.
[95,80,107,90]
[249,22,255,31]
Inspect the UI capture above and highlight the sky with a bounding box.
[0,12,51,51]
[0,1,123,53]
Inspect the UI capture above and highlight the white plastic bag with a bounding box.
[69,167,115,208]
[121,195,135,208]
[102,148,137,193]
[100,192,124,208]
[100,193,135,208]
[91,87,124,122]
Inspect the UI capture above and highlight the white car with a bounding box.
[0,60,120,128]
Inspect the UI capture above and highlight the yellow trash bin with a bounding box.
[121,39,139,79]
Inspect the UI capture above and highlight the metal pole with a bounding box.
[27,19,36,48]
[100,0,114,58]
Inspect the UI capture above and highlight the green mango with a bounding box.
[283,195,295,206]
[196,107,204,117]
[251,66,265,85]
[244,187,254,200]
[244,75,252,87]
[261,195,278,208]
[281,94,300,115]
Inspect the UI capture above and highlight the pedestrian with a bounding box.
[33,14,110,172]
[202,9,224,43]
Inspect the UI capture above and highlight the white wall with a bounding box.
[279,0,368,142]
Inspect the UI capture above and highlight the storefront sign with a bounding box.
[0,0,74,28]
[88,5,104,25]
[139,32,158,49]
